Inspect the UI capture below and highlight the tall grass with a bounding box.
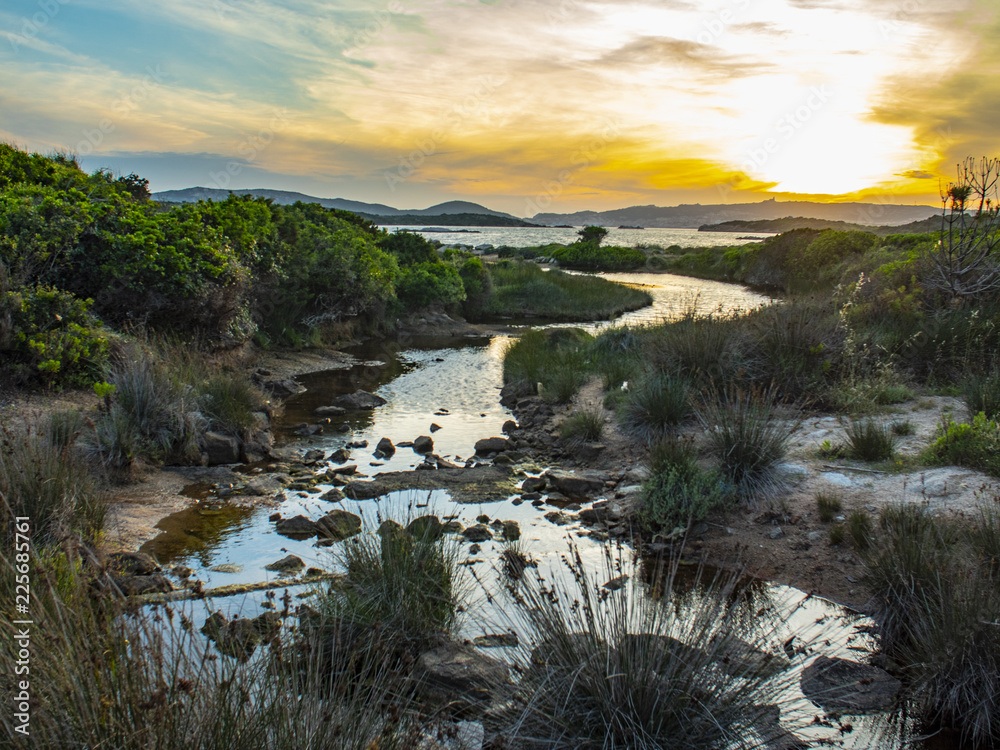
[560,408,604,442]
[620,372,692,440]
[698,386,793,500]
[0,550,421,748]
[503,328,592,403]
[0,423,106,545]
[962,369,1000,419]
[844,417,898,461]
[860,504,1000,747]
[490,546,806,749]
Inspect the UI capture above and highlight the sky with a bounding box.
[1,0,997,216]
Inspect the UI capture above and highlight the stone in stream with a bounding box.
[331,389,387,411]
[328,448,350,463]
[313,405,347,417]
[264,555,305,574]
[106,551,159,576]
[413,435,434,454]
[502,419,519,433]
[407,515,444,541]
[543,469,605,498]
[462,524,492,542]
[245,476,282,496]
[544,511,573,526]
[112,574,173,596]
[474,436,508,454]
[501,520,521,541]
[414,643,510,704]
[321,487,344,502]
[315,509,362,541]
[800,656,901,713]
[276,515,318,538]
[521,476,546,493]
[375,437,396,457]
[430,423,442,433]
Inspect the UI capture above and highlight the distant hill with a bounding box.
[152,188,521,220]
[361,213,540,227]
[699,214,941,236]
[532,199,939,228]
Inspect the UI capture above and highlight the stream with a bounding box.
[138,271,959,749]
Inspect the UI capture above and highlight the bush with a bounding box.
[925,412,1000,476]
[199,372,266,438]
[640,464,732,533]
[698,386,792,500]
[620,372,692,440]
[845,508,873,548]
[815,492,842,522]
[0,423,106,545]
[395,262,465,310]
[860,504,1000,747]
[844,418,897,461]
[491,546,803,750]
[560,408,604,442]
[646,307,739,383]
[962,369,1000,419]
[550,242,646,271]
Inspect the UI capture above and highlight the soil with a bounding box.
[535,382,997,611]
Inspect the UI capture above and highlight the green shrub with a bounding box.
[620,372,692,440]
[395,261,465,310]
[640,465,732,533]
[199,372,266,438]
[844,418,897,461]
[925,412,1000,476]
[698,386,792,499]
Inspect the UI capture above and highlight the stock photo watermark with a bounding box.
[209,109,292,190]
[10,516,32,738]
[73,65,170,157]
[7,0,70,53]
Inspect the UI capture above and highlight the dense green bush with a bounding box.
[550,242,646,271]
[924,412,1000,476]
[395,261,465,310]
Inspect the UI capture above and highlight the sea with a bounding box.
[377,225,772,249]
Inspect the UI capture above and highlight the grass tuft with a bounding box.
[560,408,604,442]
[620,372,692,440]
[844,417,898,461]
[815,492,842,523]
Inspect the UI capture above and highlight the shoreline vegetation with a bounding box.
[4,145,1000,747]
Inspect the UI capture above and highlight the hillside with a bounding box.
[699,214,940,236]
[361,212,539,227]
[532,198,938,228]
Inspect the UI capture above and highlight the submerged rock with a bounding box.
[264,555,305,574]
[415,643,510,704]
[332,389,388,411]
[276,514,318,538]
[463,524,493,542]
[800,656,901,713]
[316,509,362,541]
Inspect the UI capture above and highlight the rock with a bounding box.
[331,389,387,411]
[276,515,318,538]
[295,423,322,437]
[329,448,350,463]
[821,472,854,488]
[413,435,434,454]
[462,524,492,542]
[578,501,611,525]
[316,509,362,541]
[260,378,305,398]
[245,476,282,496]
[201,611,228,639]
[544,511,572,526]
[113,574,172,596]
[314,405,347,417]
[418,721,485,750]
[544,469,604,498]
[215,617,262,659]
[203,431,240,465]
[407,515,444,541]
[800,656,901,713]
[264,555,305,574]
[769,527,784,540]
[474,437,508,454]
[106,551,159,576]
[473,633,519,648]
[172,565,193,579]
[414,643,510,703]
[710,636,791,677]
[375,437,396,457]
[502,419,518,433]
[501,520,521,541]
[469,543,481,554]
[602,575,629,591]
[331,464,358,475]
[378,519,406,539]
[807,530,825,542]
[321,487,344,502]
[521,476,546,493]
[303,449,326,463]
[442,520,463,533]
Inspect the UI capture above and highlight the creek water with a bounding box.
[138,272,959,749]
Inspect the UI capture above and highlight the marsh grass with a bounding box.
[0,423,106,545]
[845,508,873,548]
[844,418,898,461]
[489,545,809,750]
[560,408,604,443]
[619,372,692,440]
[962,369,1000,419]
[199,371,267,437]
[698,385,794,500]
[503,328,592,404]
[0,549,420,749]
[860,504,1000,747]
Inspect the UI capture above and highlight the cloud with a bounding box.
[598,37,774,79]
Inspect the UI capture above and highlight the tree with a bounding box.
[577,225,608,246]
[929,157,1000,300]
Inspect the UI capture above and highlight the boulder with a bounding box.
[502,420,518,433]
[331,389,388,411]
[260,378,305,398]
[544,511,573,526]
[303,449,326,463]
[474,437,508,454]
[329,448,350,463]
[462,524,492,542]
[203,431,240,465]
[106,551,159,576]
[316,509,362,541]
[413,435,434,454]
[407,515,444,541]
[800,656,901,713]
[415,643,510,703]
[500,520,521,541]
[521,476,546,493]
[275,515,318,538]
[265,555,305,574]
[375,437,396,457]
[245,476,282,496]
[321,487,344,502]
[544,469,605,498]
